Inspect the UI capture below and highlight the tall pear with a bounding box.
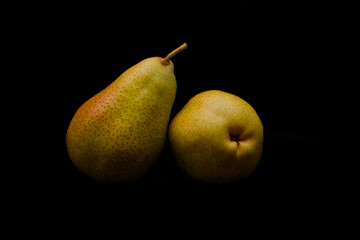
[66,43,187,183]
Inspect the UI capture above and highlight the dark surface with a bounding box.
[10,2,352,228]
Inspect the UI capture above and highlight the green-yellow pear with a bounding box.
[66,43,187,183]
[168,90,263,184]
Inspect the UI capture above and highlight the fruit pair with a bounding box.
[66,43,263,184]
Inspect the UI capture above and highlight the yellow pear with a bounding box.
[66,43,187,183]
[168,90,263,183]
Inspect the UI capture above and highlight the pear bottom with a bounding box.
[168,90,264,184]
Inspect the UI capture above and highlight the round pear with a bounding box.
[168,90,263,183]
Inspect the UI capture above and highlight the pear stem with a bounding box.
[161,43,187,65]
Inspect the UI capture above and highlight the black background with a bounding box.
[9,1,354,231]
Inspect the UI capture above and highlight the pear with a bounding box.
[168,90,263,184]
[66,43,187,183]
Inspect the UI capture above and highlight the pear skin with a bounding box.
[168,90,263,184]
[66,44,187,183]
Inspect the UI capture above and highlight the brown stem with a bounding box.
[161,43,187,65]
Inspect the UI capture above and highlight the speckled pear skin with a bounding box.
[66,57,176,183]
[168,90,263,184]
